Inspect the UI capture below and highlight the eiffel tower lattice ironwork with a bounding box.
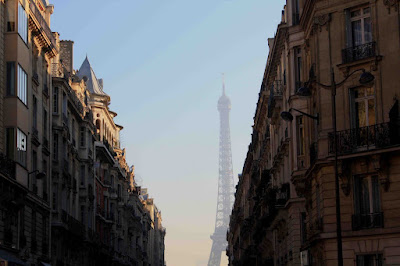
[208,77,235,266]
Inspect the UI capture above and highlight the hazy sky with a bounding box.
[50,1,283,265]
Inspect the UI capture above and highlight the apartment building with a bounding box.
[228,0,400,265]
[0,1,166,265]
[1,0,56,264]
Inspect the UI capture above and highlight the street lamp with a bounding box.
[280,108,319,124]
[296,67,374,266]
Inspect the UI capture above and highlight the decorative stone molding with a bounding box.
[370,154,390,191]
[312,14,331,34]
[383,0,399,13]
[338,160,351,196]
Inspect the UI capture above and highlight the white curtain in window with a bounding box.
[17,128,26,151]
[17,65,27,104]
[352,20,362,46]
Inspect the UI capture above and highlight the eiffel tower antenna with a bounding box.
[208,76,235,266]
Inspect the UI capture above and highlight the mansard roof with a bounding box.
[76,56,108,96]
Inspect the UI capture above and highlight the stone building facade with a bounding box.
[0,1,165,265]
[228,0,400,265]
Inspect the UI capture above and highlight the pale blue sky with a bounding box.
[50,1,284,265]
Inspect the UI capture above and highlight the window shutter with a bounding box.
[345,9,353,48]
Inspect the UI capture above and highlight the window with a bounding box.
[350,7,372,47]
[18,2,28,43]
[43,108,48,139]
[294,47,302,91]
[6,128,15,161]
[17,65,27,105]
[6,62,15,95]
[293,0,300,25]
[80,206,85,224]
[356,254,383,266]
[32,150,37,192]
[353,175,382,230]
[33,96,37,129]
[80,127,86,147]
[80,165,85,186]
[6,0,16,32]
[52,182,57,211]
[17,128,27,166]
[297,116,305,155]
[300,212,307,244]
[350,87,375,128]
[53,134,58,161]
[53,87,59,114]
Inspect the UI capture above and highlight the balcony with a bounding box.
[28,1,57,58]
[342,42,376,64]
[352,212,383,231]
[329,122,400,155]
[32,72,39,86]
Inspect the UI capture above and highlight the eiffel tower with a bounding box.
[208,77,235,266]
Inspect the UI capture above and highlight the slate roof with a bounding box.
[76,56,108,96]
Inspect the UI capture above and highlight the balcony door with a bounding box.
[350,87,376,148]
[351,7,372,47]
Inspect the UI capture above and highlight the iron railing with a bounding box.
[329,122,400,155]
[352,212,383,231]
[342,42,376,64]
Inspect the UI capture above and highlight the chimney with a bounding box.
[59,40,74,74]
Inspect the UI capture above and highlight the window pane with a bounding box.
[17,65,27,105]
[360,177,370,214]
[356,101,366,127]
[368,99,375,126]
[18,3,28,43]
[6,62,15,95]
[352,20,362,46]
[351,10,361,17]
[364,17,372,43]
[371,176,380,212]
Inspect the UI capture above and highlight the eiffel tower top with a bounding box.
[218,74,231,111]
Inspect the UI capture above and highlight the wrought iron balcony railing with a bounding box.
[329,122,400,155]
[342,42,376,64]
[352,212,383,231]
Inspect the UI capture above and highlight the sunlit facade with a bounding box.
[0,1,165,265]
[228,0,400,265]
